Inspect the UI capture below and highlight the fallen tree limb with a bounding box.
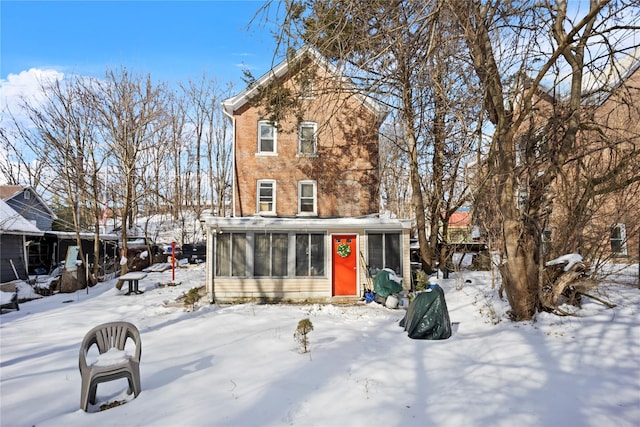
[578,292,617,308]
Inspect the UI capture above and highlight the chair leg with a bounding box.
[88,381,99,405]
[80,379,90,411]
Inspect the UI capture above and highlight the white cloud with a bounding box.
[0,68,64,125]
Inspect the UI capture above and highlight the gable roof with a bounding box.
[448,211,471,227]
[582,47,640,106]
[222,46,387,122]
[0,185,25,200]
[0,185,57,219]
[0,199,44,236]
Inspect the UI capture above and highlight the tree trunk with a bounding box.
[499,219,540,320]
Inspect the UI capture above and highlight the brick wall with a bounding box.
[232,63,381,217]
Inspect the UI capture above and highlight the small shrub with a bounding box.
[294,318,314,353]
[416,270,429,291]
[184,287,201,311]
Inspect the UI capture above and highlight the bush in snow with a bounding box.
[294,318,314,353]
[184,287,201,311]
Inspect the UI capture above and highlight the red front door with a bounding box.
[332,235,357,296]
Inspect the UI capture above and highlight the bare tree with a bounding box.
[258,0,479,272]
[90,68,168,282]
[450,0,640,319]
[2,75,111,285]
[181,75,233,240]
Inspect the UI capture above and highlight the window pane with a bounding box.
[301,125,314,139]
[611,226,622,240]
[301,183,313,197]
[232,234,246,276]
[261,125,274,139]
[368,234,383,273]
[259,182,274,212]
[300,183,315,213]
[215,234,230,276]
[272,233,288,276]
[295,234,309,276]
[300,199,314,212]
[296,233,324,276]
[259,123,275,152]
[254,234,269,276]
[310,234,324,276]
[385,233,402,275]
[299,124,315,154]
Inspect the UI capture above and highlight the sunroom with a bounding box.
[200,214,411,303]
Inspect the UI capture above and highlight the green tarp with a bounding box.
[399,286,452,340]
[373,269,403,297]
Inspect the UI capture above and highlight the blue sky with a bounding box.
[1,0,282,88]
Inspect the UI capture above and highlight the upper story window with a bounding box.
[298,181,317,215]
[258,120,277,154]
[300,79,314,99]
[257,180,276,215]
[299,122,317,155]
[610,223,627,256]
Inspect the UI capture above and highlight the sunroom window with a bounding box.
[215,233,246,277]
[254,233,288,276]
[295,233,325,276]
[367,232,402,276]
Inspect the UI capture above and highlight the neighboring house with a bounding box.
[0,199,44,283]
[548,56,640,262]
[0,185,56,232]
[201,47,411,302]
[446,210,472,243]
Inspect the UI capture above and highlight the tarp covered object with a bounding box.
[399,286,452,339]
[373,269,403,297]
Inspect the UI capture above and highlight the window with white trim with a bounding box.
[257,180,276,215]
[610,223,628,256]
[258,120,276,154]
[298,181,317,215]
[300,79,314,99]
[299,122,317,155]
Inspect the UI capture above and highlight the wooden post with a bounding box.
[171,242,176,282]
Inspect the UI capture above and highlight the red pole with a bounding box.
[171,242,176,282]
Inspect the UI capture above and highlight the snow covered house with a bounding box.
[201,47,411,303]
[0,199,44,282]
[0,185,56,232]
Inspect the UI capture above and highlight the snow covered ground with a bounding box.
[1,264,638,427]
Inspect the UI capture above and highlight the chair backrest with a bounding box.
[80,322,141,365]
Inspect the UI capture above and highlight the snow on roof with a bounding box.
[0,199,43,236]
[44,231,119,241]
[201,213,410,231]
[0,185,57,219]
